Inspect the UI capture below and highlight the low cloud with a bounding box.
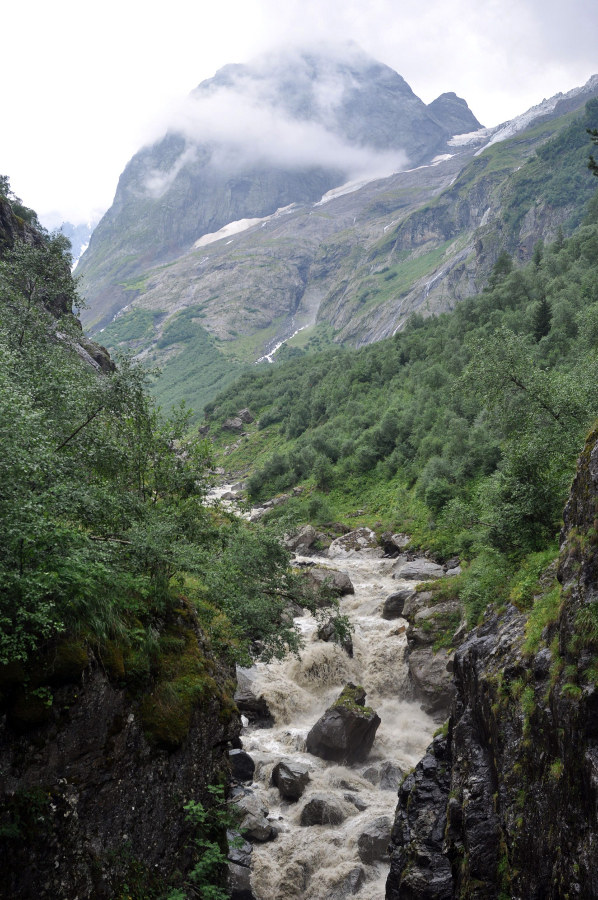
[142,45,408,197]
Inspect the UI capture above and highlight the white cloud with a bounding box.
[3,0,596,224]
[140,49,409,194]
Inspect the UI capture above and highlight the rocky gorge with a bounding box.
[386,427,598,899]
[215,500,467,899]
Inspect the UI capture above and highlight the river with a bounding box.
[236,538,436,899]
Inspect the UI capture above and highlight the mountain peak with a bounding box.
[427,92,483,134]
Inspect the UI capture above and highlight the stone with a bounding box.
[394,558,444,581]
[272,760,310,801]
[344,792,369,811]
[328,527,382,558]
[234,669,272,727]
[284,524,319,553]
[227,831,253,867]
[306,683,381,764]
[445,565,462,577]
[249,507,267,522]
[408,601,462,648]
[317,619,354,656]
[299,795,346,826]
[382,588,414,620]
[402,590,434,619]
[329,866,366,898]
[357,816,392,863]
[234,792,276,842]
[222,417,244,433]
[237,408,254,424]
[229,749,256,783]
[382,532,411,553]
[379,761,403,791]
[228,862,255,900]
[408,647,455,716]
[305,567,355,597]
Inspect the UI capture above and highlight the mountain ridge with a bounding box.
[79,54,598,416]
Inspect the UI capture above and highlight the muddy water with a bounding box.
[241,548,436,899]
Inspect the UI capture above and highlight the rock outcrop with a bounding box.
[387,426,598,898]
[0,624,240,898]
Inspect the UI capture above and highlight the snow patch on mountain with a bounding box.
[475,74,598,155]
[193,203,298,248]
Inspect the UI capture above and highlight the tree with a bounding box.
[533,296,552,341]
[588,127,598,176]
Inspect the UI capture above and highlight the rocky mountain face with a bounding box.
[79,55,598,417]
[386,426,598,899]
[78,44,481,333]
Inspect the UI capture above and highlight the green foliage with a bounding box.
[0,175,41,228]
[0,231,308,673]
[459,549,510,625]
[167,785,238,900]
[208,210,598,570]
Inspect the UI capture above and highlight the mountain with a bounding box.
[78,50,598,417]
[78,44,480,331]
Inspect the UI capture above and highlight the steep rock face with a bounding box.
[387,427,598,898]
[0,623,240,898]
[427,92,482,136]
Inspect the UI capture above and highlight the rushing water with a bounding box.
[239,546,436,899]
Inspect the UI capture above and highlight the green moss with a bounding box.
[100,641,126,680]
[332,683,375,716]
[48,638,89,684]
[140,626,222,749]
[523,584,562,655]
[433,719,450,738]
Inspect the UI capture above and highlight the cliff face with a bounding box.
[0,614,240,898]
[387,427,598,899]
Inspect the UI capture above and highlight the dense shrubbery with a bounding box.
[208,193,598,574]
[0,230,318,667]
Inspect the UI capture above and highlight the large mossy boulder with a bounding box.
[305,683,380,764]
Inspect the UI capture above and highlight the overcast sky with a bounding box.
[4,0,597,227]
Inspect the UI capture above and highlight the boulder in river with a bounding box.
[408,647,455,716]
[235,668,272,727]
[329,866,366,898]
[271,760,310,801]
[305,567,354,597]
[228,862,255,900]
[229,748,256,783]
[283,524,327,553]
[394,558,444,581]
[233,792,277,842]
[382,588,415,620]
[305,683,381,764]
[317,619,354,657]
[299,794,346,826]
[357,816,392,863]
[328,527,382,558]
